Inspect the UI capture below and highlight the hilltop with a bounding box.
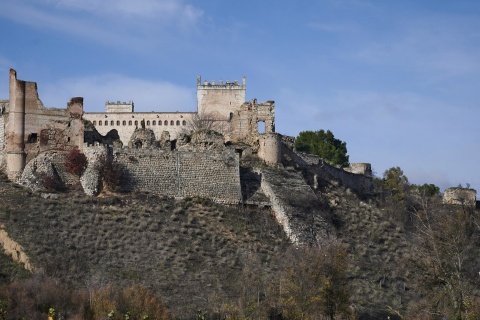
[2,164,479,319]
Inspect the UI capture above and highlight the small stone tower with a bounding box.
[258,132,282,165]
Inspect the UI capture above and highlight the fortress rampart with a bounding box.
[83,146,242,204]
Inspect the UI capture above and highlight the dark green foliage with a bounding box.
[382,166,410,201]
[412,183,440,197]
[294,129,349,167]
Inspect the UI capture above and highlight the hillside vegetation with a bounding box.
[0,168,479,319]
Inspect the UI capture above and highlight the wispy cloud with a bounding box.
[47,0,203,24]
[0,1,203,49]
[354,15,480,78]
[38,73,196,113]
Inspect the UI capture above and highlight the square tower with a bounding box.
[197,76,246,120]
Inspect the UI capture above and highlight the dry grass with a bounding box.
[0,177,288,318]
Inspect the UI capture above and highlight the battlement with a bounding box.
[105,100,134,113]
[197,75,246,89]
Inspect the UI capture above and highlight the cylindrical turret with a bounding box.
[258,132,282,165]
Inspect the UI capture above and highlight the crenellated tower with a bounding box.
[196,75,246,120]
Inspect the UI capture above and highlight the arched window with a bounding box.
[93,121,96,126]
[134,120,138,126]
[164,120,168,125]
[182,120,186,125]
[146,120,150,126]
[117,120,120,126]
[99,121,102,126]
[104,120,108,126]
[110,120,114,126]
[170,120,174,125]
[176,120,180,125]
[129,120,132,126]
[123,120,126,126]
[152,120,156,125]
[159,120,162,125]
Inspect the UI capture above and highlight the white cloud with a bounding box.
[38,74,196,113]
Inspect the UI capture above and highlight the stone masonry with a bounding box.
[83,146,242,204]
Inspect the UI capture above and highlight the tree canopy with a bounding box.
[294,130,349,167]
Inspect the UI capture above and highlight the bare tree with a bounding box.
[406,194,480,319]
[185,112,231,136]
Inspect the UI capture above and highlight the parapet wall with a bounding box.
[85,146,242,204]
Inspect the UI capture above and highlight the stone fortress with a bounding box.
[0,69,476,244]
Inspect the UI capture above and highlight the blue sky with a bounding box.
[0,0,479,195]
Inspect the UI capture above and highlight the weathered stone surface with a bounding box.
[443,187,477,207]
[282,141,374,195]
[128,128,157,149]
[259,167,332,245]
[19,151,67,191]
[189,129,224,151]
[81,147,106,196]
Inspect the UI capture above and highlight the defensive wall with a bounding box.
[281,136,374,195]
[83,146,242,204]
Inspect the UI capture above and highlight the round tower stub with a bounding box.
[258,133,282,165]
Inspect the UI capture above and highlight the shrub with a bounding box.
[64,149,87,176]
[97,152,125,192]
[38,172,64,192]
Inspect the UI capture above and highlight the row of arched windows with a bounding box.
[92,119,187,127]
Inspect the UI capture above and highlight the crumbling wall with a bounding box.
[4,70,84,180]
[83,146,242,203]
[443,187,477,207]
[258,167,331,245]
[282,139,374,195]
[231,99,275,142]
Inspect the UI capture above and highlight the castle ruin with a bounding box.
[0,69,377,245]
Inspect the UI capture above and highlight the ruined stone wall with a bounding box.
[197,76,246,120]
[82,112,194,145]
[231,100,275,142]
[84,146,242,203]
[282,141,374,195]
[443,187,477,207]
[344,163,373,176]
